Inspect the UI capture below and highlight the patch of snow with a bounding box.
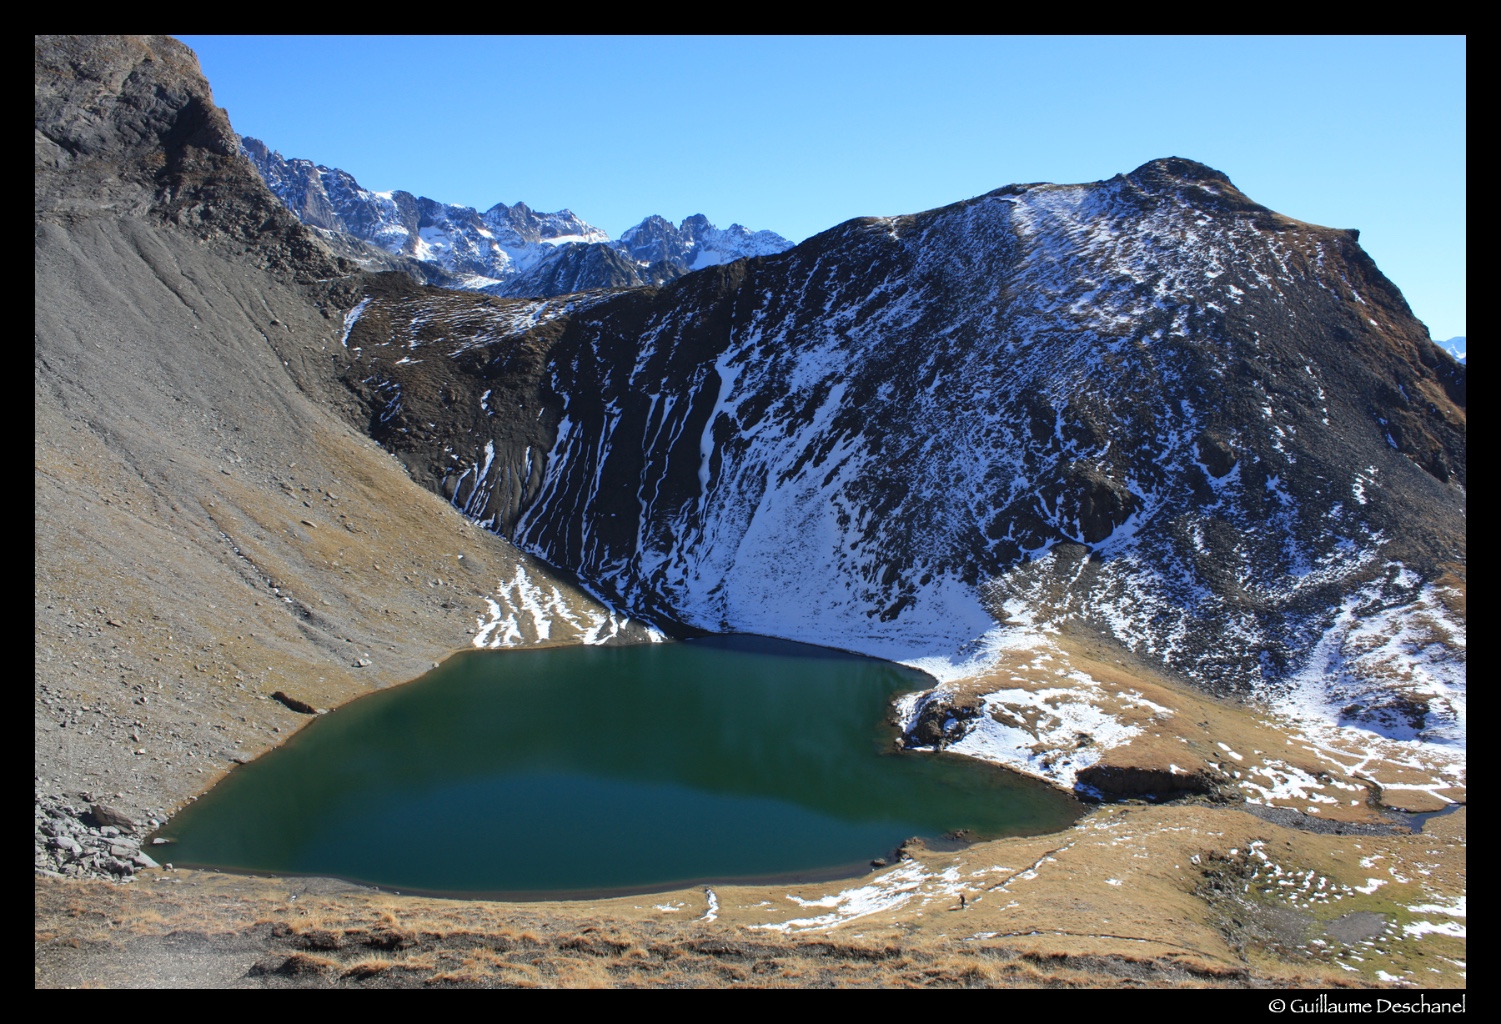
[899,655,1145,790]
[751,862,930,932]
[1402,919,1465,939]
[339,298,371,347]
[472,563,649,648]
[1407,895,1465,918]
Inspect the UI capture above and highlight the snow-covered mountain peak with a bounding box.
[240,138,792,298]
[614,212,792,272]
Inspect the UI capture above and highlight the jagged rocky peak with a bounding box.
[240,139,793,297]
[241,137,424,251]
[616,212,792,271]
[338,156,1463,743]
[483,200,607,246]
[615,213,680,262]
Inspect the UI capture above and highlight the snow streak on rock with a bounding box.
[473,563,661,648]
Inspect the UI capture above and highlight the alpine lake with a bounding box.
[155,635,1082,898]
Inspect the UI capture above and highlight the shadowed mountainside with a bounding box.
[336,160,1465,741]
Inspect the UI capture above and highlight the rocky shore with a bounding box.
[35,791,166,882]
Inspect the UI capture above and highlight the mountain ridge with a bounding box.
[240,136,793,297]
[337,155,1464,744]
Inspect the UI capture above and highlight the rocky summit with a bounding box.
[241,137,792,297]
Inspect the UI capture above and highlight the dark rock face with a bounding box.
[499,243,652,298]
[35,35,216,220]
[35,36,347,284]
[613,214,686,265]
[271,691,318,715]
[340,158,1465,724]
[1074,765,1220,802]
[898,692,986,750]
[85,803,136,831]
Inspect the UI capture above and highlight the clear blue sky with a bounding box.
[175,35,1465,341]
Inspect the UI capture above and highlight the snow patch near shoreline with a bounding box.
[891,635,1153,790]
[943,683,1143,791]
[895,621,1056,684]
[752,858,998,933]
[473,563,661,648]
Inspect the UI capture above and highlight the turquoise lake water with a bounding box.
[157,635,1080,897]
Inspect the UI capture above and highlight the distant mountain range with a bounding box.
[240,137,791,298]
[1438,336,1465,363]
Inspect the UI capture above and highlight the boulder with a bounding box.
[85,803,135,831]
[271,691,318,714]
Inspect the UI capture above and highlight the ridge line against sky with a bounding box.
[174,35,1465,340]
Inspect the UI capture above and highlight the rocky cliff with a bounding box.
[34,34,642,863]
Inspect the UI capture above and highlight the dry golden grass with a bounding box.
[279,952,338,976]
[34,645,1465,990]
[340,954,396,977]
